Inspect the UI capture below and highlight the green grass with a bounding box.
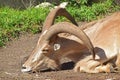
[60,0,120,21]
[0,0,120,47]
[0,7,49,46]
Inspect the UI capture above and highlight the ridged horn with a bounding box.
[43,22,95,59]
[42,7,78,32]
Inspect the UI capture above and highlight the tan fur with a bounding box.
[21,3,120,73]
[73,12,120,73]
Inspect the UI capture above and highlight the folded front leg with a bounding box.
[74,56,114,73]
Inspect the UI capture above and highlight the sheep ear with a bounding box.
[54,44,61,51]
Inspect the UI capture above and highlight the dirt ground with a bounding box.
[0,33,120,80]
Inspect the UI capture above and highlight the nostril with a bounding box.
[22,66,26,69]
[21,66,32,72]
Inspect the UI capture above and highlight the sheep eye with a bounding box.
[43,49,49,51]
[42,48,49,53]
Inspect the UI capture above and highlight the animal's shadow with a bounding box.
[40,61,75,72]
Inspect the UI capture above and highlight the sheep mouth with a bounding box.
[31,68,58,73]
[40,68,56,72]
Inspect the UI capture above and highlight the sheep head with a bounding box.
[21,22,95,73]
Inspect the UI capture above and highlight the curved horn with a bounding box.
[42,7,78,32]
[43,22,95,59]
